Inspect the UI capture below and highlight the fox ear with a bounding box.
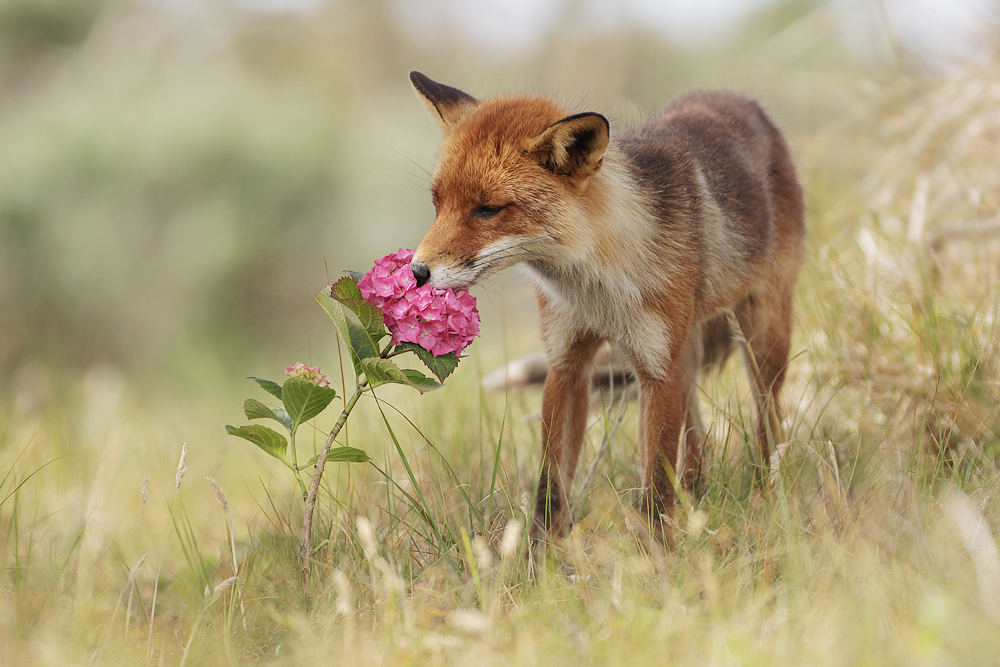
[410,71,478,133]
[526,113,609,180]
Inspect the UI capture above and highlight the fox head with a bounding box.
[408,71,610,290]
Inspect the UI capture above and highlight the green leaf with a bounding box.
[394,342,461,382]
[315,289,354,365]
[225,424,287,461]
[248,376,283,400]
[243,398,293,429]
[243,398,275,421]
[281,377,337,430]
[330,276,387,342]
[402,369,442,392]
[315,289,380,378]
[361,358,440,393]
[347,322,380,367]
[306,446,370,466]
[346,270,364,283]
[361,357,410,388]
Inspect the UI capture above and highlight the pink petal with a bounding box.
[394,248,416,264]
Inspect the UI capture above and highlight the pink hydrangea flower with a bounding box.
[286,361,330,387]
[356,248,480,357]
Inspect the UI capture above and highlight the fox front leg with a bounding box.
[528,334,601,548]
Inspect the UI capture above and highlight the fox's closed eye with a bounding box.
[472,204,506,218]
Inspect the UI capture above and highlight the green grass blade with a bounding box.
[370,393,450,551]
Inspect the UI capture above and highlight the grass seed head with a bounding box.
[175,443,188,490]
[206,477,229,513]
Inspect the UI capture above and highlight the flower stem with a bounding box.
[300,380,368,590]
[288,430,308,499]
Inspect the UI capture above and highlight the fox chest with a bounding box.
[525,266,674,375]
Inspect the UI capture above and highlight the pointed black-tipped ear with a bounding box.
[410,71,479,133]
[525,112,609,180]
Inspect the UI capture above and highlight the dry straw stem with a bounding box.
[841,67,1000,466]
[148,442,188,661]
[941,487,1000,624]
[356,516,405,605]
[863,67,1000,296]
[301,381,367,591]
[723,310,786,471]
[129,477,151,639]
[207,477,238,577]
[573,374,630,507]
[99,551,147,660]
[124,553,146,639]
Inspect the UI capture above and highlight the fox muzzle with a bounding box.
[410,263,431,287]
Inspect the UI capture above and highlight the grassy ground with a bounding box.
[3,68,1000,666]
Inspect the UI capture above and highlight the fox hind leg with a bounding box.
[678,315,738,497]
[733,290,794,473]
[634,364,687,537]
[679,327,707,496]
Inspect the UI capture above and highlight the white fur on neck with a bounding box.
[523,146,674,378]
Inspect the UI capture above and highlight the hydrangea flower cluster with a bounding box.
[356,248,480,357]
[285,361,330,387]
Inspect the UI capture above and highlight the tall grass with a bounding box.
[2,63,1000,667]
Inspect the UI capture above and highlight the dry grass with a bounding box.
[2,64,1000,666]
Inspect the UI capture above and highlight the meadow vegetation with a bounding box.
[2,1,999,664]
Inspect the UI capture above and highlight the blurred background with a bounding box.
[1,0,998,395]
[2,4,1000,654]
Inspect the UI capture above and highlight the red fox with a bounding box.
[408,71,805,545]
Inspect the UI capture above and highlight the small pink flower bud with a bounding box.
[285,361,331,387]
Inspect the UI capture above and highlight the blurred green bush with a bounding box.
[0,0,861,381]
[0,2,364,374]
[0,76,349,370]
[0,0,103,58]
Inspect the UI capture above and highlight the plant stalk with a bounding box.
[288,430,308,499]
[300,380,367,589]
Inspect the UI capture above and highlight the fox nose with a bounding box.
[411,263,430,287]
